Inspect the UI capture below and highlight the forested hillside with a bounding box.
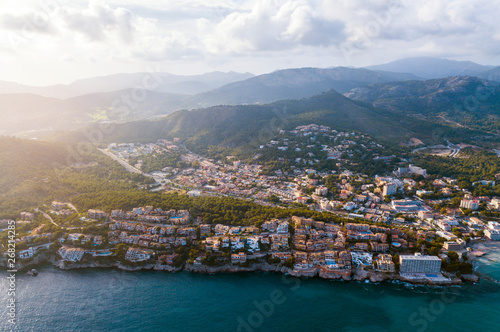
[53,90,479,157]
[346,76,500,133]
[0,137,152,219]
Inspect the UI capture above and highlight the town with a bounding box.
[5,195,499,284]
[3,124,500,284]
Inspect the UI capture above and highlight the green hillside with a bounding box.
[0,136,152,219]
[52,89,480,158]
[346,76,500,133]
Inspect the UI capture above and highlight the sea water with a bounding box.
[0,255,499,332]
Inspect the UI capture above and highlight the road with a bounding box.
[67,203,79,214]
[97,148,146,175]
[97,148,169,185]
[412,140,461,157]
[446,140,461,158]
[35,208,61,228]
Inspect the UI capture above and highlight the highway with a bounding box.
[97,148,145,175]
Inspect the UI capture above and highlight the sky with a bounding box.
[0,0,499,85]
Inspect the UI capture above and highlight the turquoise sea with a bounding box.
[1,246,499,332]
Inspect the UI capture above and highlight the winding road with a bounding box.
[34,208,61,228]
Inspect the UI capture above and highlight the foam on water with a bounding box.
[0,250,499,332]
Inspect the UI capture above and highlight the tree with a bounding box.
[269,195,280,204]
[49,242,60,252]
[447,251,459,262]
[428,247,440,256]
[284,257,295,268]
[116,243,127,258]
[392,253,400,265]
[459,262,473,274]
[452,227,463,238]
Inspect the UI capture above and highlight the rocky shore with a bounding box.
[2,255,479,286]
[184,262,291,274]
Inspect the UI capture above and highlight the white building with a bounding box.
[408,165,427,176]
[88,209,107,219]
[246,236,260,252]
[443,239,466,251]
[314,187,328,196]
[187,190,201,197]
[344,202,357,211]
[392,199,421,212]
[436,220,452,231]
[396,165,427,177]
[18,247,34,259]
[277,221,289,234]
[485,222,500,240]
[485,229,500,241]
[490,198,500,210]
[383,183,397,196]
[418,211,434,220]
[399,254,441,273]
[460,199,479,210]
[125,248,152,262]
[416,190,433,197]
[58,246,86,262]
[488,221,500,230]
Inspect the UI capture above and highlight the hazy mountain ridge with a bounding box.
[365,57,494,79]
[182,67,420,108]
[3,58,500,137]
[0,66,421,135]
[477,66,500,82]
[0,89,189,136]
[53,90,478,154]
[0,71,254,99]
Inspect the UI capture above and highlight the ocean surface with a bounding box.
[1,246,500,332]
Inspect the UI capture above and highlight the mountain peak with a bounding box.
[365,57,494,79]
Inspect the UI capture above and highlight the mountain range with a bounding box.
[0,71,254,99]
[365,57,495,79]
[0,66,421,135]
[53,89,479,156]
[345,76,500,133]
[181,67,420,108]
[2,57,500,142]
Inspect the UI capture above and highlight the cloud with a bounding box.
[204,0,345,54]
[1,0,500,85]
[0,11,57,35]
[3,0,499,62]
[59,1,136,43]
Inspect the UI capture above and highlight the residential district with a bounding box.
[4,198,499,284]
[2,124,500,284]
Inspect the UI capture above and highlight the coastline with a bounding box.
[3,254,480,287]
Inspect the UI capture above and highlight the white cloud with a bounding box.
[59,1,136,43]
[203,0,344,54]
[0,0,499,85]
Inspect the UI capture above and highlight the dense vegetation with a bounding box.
[413,148,500,181]
[129,151,184,173]
[52,90,477,156]
[0,137,153,219]
[347,76,500,135]
[72,191,348,227]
